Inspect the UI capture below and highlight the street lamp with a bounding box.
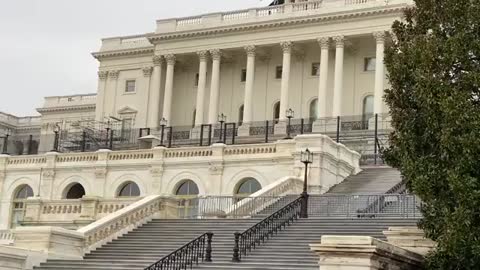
[52,124,61,152]
[300,148,313,218]
[1,130,11,155]
[217,113,227,143]
[159,118,168,147]
[105,120,112,149]
[285,108,294,139]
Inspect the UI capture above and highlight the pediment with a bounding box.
[117,106,138,115]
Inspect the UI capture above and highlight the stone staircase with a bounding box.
[327,166,402,194]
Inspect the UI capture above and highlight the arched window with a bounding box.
[309,98,319,120]
[11,185,34,228]
[65,183,86,199]
[236,178,262,197]
[238,105,244,125]
[176,180,199,196]
[273,102,280,121]
[118,182,140,197]
[362,95,374,129]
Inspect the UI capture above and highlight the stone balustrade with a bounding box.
[0,230,14,245]
[42,94,97,108]
[22,197,140,229]
[155,0,412,33]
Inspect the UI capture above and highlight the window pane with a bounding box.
[275,66,282,79]
[311,63,320,76]
[66,184,85,199]
[237,178,261,195]
[364,58,376,71]
[125,80,136,92]
[119,182,140,197]
[15,185,33,199]
[176,180,199,196]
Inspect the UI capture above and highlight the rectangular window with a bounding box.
[125,80,136,93]
[311,63,320,76]
[195,73,199,86]
[240,69,247,82]
[275,66,283,79]
[364,57,376,71]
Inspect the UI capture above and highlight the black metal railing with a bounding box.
[232,196,303,262]
[145,232,213,270]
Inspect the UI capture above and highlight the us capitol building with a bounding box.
[0,1,428,270]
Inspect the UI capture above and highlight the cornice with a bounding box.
[148,6,405,43]
[36,104,96,114]
[92,47,154,60]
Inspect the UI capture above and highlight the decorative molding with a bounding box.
[92,47,154,60]
[280,41,293,54]
[373,31,386,44]
[109,70,120,80]
[42,170,55,179]
[142,66,153,77]
[197,50,209,61]
[150,167,163,177]
[36,104,96,114]
[98,71,109,81]
[208,162,224,175]
[153,55,163,66]
[244,45,256,57]
[317,37,330,50]
[95,168,107,178]
[210,49,222,61]
[333,35,345,48]
[165,54,176,65]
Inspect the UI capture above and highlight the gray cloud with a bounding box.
[0,0,270,116]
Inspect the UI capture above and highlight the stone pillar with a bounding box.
[238,45,256,136]
[373,31,386,115]
[195,51,208,126]
[95,71,109,122]
[142,66,153,127]
[208,49,222,125]
[108,70,120,116]
[317,37,330,118]
[332,36,345,117]
[148,55,163,128]
[279,41,292,121]
[162,54,176,123]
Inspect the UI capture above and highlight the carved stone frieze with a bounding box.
[42,170,55,178]
[108,70,119,80]
[98,71,109,81]
[95,168,107,178]
[142,66,153,77]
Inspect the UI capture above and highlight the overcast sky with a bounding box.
[0,0,271,116]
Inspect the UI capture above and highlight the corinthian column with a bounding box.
[208,49,222,125]
[95,71,109,122]
[243,45,256,124]
[195,51,208,126]
[373,31,386,115]
[279,41,292,121]
[147,55,163,128]
[317,37,330,118]
[332,36,345,117]
[162,54,176,123]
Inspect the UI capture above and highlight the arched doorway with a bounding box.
[273,102,280,123]
[117,182,141,197]
[64,183,86,199]
[238,105,244,126]
[11,185,33,228]
[362,95,374,129]
[175,180,200,218]
[309,98,319,120]
[235,178,262,201]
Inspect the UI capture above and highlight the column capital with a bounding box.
[317,37,330,50]
[142,66,153,77]
[165,54,176,65]
[108,70,119,80]
[197,50,209,61]
[280,41,293,53]
[373,31,386,44]
[98,71,108,81]
[210,49,222,61]
[333,36,345,48]
[153,55,163,66]
[244,45,256,57]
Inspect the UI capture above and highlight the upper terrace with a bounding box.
[37,94,96,113]
[0,112,41,129]
[94,0,412,55]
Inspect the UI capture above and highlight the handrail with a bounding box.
[232,196,303,262]
[145,232,213,270]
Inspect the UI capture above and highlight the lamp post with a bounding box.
[217,113,227,143]
[104,120,111,149]
[285,108,294,139]
[1,130,10,155]
[52,124,61,152]
[300,148,313,218]
[159,118,168,147]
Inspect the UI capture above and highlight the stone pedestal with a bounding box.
[310,235,424,270]
[274,121,287,135]
[383,227,436,256]
[80,196,100,220]
[237,123,251,137]
[312,118,338,133]
[24,198,43,223]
